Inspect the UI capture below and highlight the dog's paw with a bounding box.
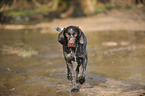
[79,76,85,85]
[71,88,79,92]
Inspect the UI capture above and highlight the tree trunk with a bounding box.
[81,0,97,16]
[61,0,97,18]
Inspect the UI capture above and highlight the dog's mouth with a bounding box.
[68,39,76,47]
[68,43,76,47]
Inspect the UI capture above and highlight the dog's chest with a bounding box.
[64,48,78,61]
[67,50,75,58]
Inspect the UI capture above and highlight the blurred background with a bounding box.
[0,0,145,96]
[0,0,145,24]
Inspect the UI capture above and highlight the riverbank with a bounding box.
[0,8,145,32]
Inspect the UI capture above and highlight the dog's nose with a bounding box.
[68,42,74,46]
[68,43,75,47]
[68,39,75,47]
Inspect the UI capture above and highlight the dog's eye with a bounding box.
[65,34,69,37]
[74,34,77,37]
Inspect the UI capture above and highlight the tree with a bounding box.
[60,0,97,18]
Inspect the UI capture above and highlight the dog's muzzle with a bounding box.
[68,39,76,47]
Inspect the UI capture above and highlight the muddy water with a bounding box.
[0,29,145,96]
[87,31,145,83]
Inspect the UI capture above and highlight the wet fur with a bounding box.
[58,26,87,92]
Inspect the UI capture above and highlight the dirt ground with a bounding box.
[1,8,145,33]
[64,78,145,96]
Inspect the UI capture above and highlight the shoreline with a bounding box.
[0,8,145,32]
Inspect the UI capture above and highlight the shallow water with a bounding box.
[87,31,145,83]
[0,29,145,95]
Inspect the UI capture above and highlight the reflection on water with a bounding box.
[86,31,145,83]
[0,29,145,95]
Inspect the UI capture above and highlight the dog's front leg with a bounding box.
[78,57,87,85]
[66,61,79,92]
[66,61,72,81]
[75,61,81,83]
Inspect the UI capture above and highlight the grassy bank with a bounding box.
[2,4,144,18]
[3,6,51,18]
[95,4,145,14]
[0,4,145,25]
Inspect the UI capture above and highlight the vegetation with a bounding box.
[0,0,145,24]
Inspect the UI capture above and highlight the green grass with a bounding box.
[95,5,137,14]
[3,4,145,18]
[5,10,36,17]
[95,5,121,13]
[4,7,50,18]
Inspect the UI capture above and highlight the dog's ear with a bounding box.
[58,28,66,45]
[77,26,84,44]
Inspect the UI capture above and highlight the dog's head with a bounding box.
[58,26,84,47]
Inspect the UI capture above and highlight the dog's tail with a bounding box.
[55,27,64,32]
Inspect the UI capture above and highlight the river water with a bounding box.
[0,29,145,96]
